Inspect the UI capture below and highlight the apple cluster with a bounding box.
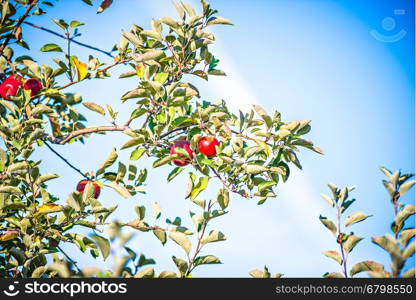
[0,74,43,100]
[170,136,220,166]
[75,137,220,198]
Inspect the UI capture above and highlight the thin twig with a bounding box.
[66,30,73,82]
[0,0,38,56]
[187,200,213,275]
[209,166,244,198]
[57,245,82,273]
[53,58,132,92]
[22,20,114,58]
[337,204,348,278]
[43,140,88,179]
[159,125,189,139]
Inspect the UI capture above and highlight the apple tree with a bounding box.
[0,0,324,278]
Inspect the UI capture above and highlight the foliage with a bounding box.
[0,0,321,277]
[319,167,415,278]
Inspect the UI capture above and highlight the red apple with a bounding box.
[0,75,22,100]
[198,136,220,157]
[76,180,101,198]
[170,140,193,166]
[23,78,43,97]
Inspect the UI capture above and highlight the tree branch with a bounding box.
[22,20,115,58]
[0,0,38,56]
[43,141,89,179]
[45,125,130,145]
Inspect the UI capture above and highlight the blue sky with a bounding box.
[13,0,415,277]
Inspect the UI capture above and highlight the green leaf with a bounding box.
[153,229,166,245]
[343,234,363,253]
[90,234,110,260]
[372,235,401,258]
[160,17,179,28]
[70,20,84,28]
[399,228,415,246]
[350,261,387,277]
[323,272,344,278]
[258,181,276,193]
[253,104,273,128]
[153,155,172,168]
[341,199,356,213]
[140,30,162,41]
[323,250,342,265]
[167,167,184,182]
[130,148,146,161]
[40,43,63,52]
[32,266,48,278]
[82,181,96,203]
[382,180,396,198]
[319,215,337,235]
[73,58,88,81]
[249,267,272,278]
[345,211,372,227]
[120,138,143,150]
[207,16,234,26]
[134,267,154,278]
[245,164,268,175]
[152,202,161,219]
[52,18,68,30]
[217,188,229,210]
[31,104,54,116]
[116,162,127,182]
[82,102,105,116]
[7,161,29,172]
[171,116,194,128]
[395,205,415,228]
[169,232,191,255]
[191,199,206,209]
[402,268,415,278]
[100,148,118,170]
[193,255,221,266]
[110,182,131,198]
[190,176,209,200]
[172,256,188,276]
[191,213,205,232]
[133,50,165,62]
[0,186,21,194]
[134,205,146,220]
[67,192,82,211]
[172,1,185,19]
[121,88,147,101]
[159,270,177,278]
[379,166,393,179]
[154,72,169,84]
[200,230,226,245]
[207,69,226,76]
[128,164,138,181]
[403,241,415,260]
[321,193,335,207]
[138,254,155,267]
